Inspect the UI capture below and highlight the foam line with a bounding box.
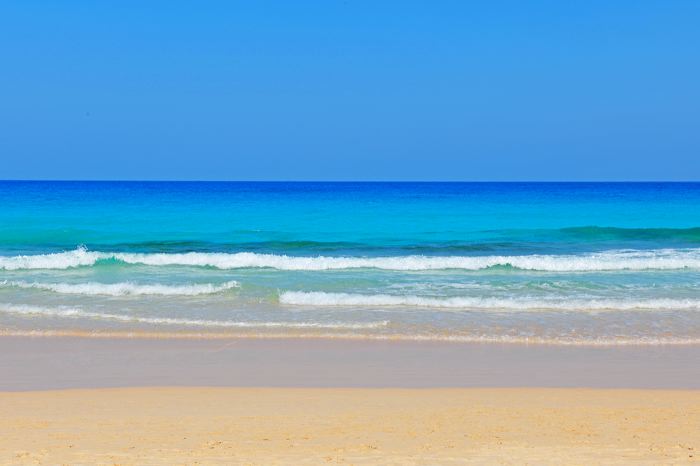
[280,291,700,311]
[2,280,240,296]
[3,246,700,271]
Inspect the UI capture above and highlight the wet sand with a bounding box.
[2,336,700,390]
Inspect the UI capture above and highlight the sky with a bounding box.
[1,1,699,181]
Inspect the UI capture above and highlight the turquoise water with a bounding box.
[1,181,700,344]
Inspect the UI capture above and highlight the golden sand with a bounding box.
[1,387,699,465]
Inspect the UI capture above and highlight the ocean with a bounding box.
[1,181,700,345]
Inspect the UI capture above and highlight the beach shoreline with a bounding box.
[2,335,700,390]
[3,335,699,464]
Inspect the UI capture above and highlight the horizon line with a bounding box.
[1,179,699,184]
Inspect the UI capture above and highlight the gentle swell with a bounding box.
[2,280,240,296]
[559,226,700,242]
[0,304,389,329]
[280,291,700,311]
[4,247,700,271]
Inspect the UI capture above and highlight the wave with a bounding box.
[559,226,700,242]
[0,304,388,329]
[107,239,371,254]
[8,225,700,256]
[0,247,103,270]
[3,247,700,271]
[1,280,240,296]
[280,291,700,311]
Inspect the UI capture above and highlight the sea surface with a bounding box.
[1,181,700,345]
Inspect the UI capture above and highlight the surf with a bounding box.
[3,246,700,272]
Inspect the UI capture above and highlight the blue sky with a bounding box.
[1,1,698,181]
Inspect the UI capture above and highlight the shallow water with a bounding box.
[1,181,700,345]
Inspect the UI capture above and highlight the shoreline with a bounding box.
[3,335,699,464]
[3,328,700,346]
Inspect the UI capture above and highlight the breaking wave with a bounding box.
[3,247,700,271]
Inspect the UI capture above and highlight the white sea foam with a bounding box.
[0,247,102,270]
[2,280,240,296]
[0,304,389,329]
[3,247,700,271]
[280,291,700,311]
[106,248,700,271]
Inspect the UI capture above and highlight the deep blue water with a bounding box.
[2,181,700,254]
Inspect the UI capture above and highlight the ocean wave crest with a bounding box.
[3,247,700,271]
[280,291,700,311]
[1,280,240,296]
[0,247,102,270]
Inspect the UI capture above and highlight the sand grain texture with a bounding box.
[1,387,699,465]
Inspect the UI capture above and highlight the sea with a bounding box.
[1,181,700,345]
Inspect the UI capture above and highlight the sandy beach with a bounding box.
[1,337,699,464]
[1,386,698,465]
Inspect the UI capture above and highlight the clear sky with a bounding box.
[1,1,699,181]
